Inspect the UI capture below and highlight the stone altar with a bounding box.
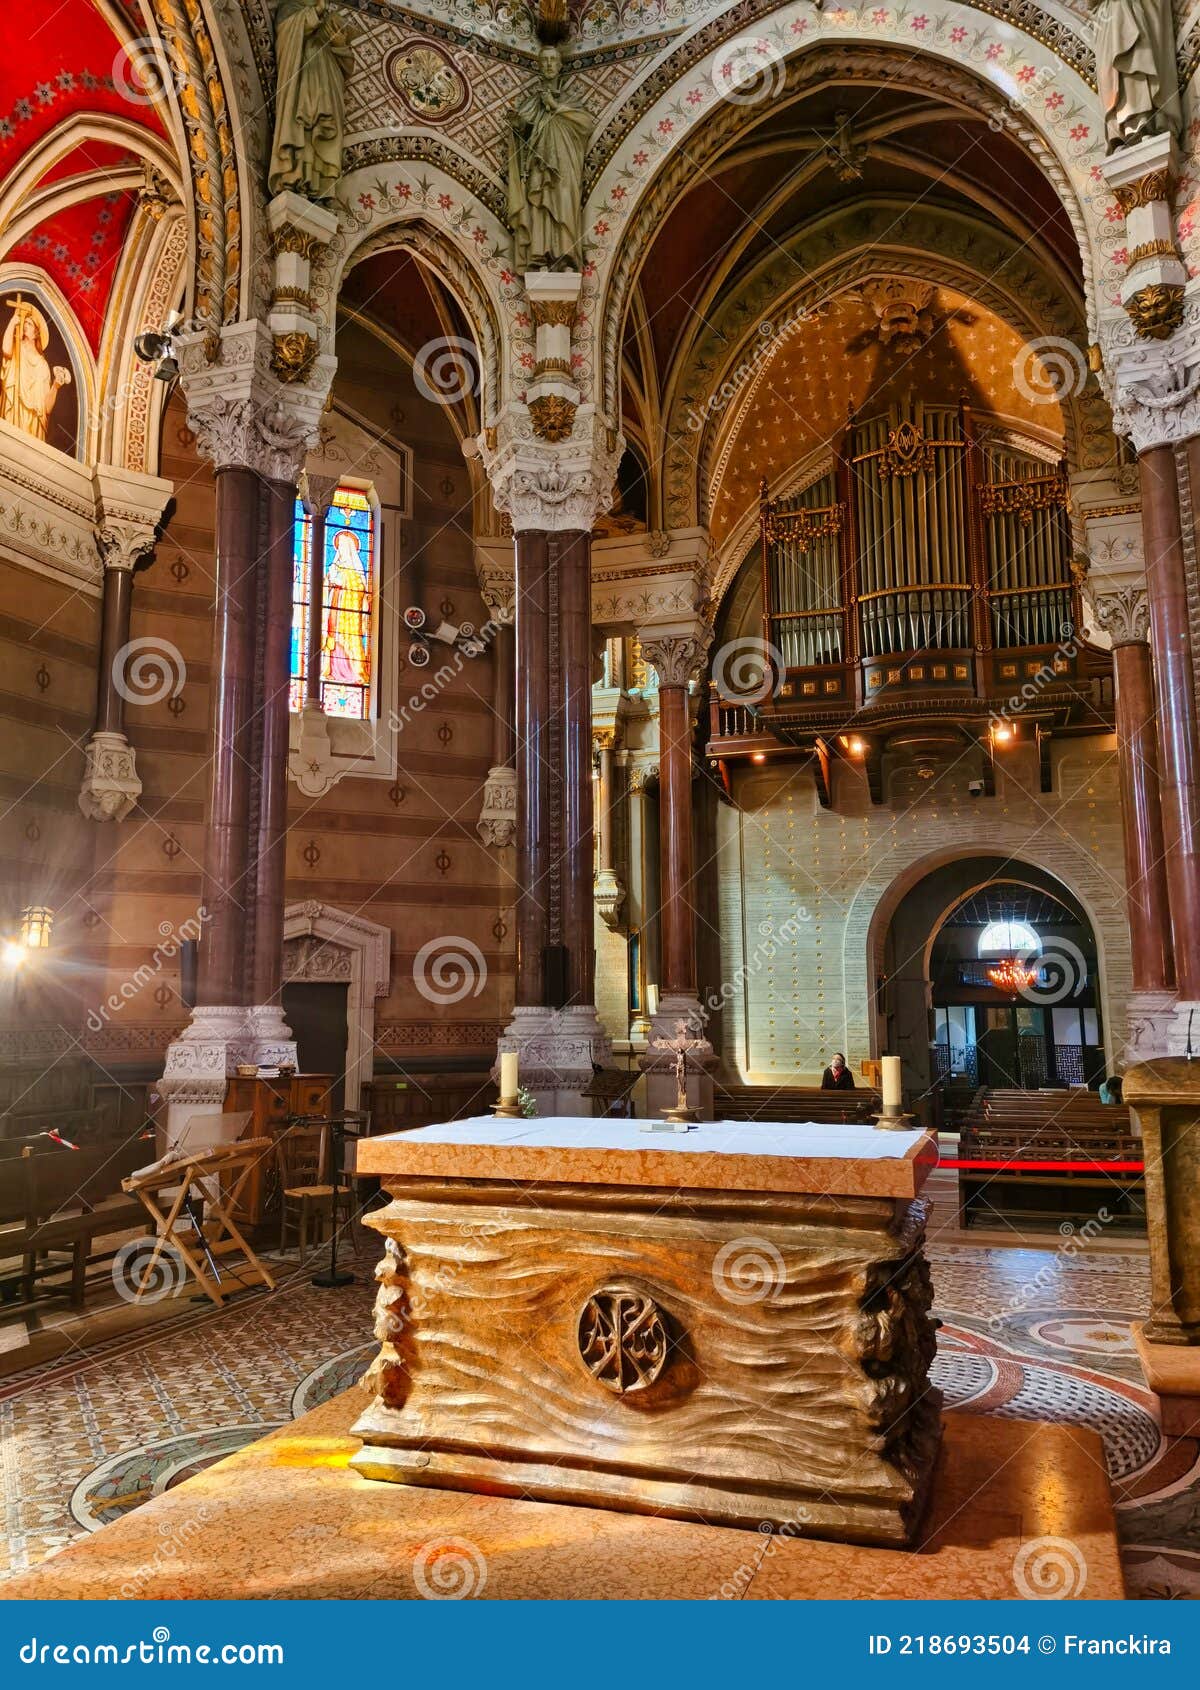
[351,1118,942,1546]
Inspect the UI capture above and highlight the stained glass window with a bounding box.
[289,485,376,720]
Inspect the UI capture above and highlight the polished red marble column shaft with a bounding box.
[94,564,134,735]
[514,531,551,1004]
[1114,637,1175,993]
[557,529,595,1006]
[1141,445,1200,999]
[491,620,515,768]
[197,466,260,1007]
[249,476,298,1006]
[596,744,614,875]
[658,682,696,997]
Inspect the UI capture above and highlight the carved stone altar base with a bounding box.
[351,1118,942,1545]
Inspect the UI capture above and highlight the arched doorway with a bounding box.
[879,857,1106,1116]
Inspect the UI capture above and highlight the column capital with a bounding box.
[94,521,157,573]
[299,469,340,516]
[178,319,333,481]
[469,409,623,533]
[475,537,516,619]
[638,621,713,688]
[1085,581,1150,647]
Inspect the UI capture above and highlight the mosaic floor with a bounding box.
[0,1237,1196,1599]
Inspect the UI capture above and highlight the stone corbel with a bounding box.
[477,764,517,847]
[1103,134,1186,342]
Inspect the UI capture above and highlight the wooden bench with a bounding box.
[713,1083,881,1126]
[0,1140,151,1308]
[956,1088,1143,1231]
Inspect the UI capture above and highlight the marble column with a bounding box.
[494,531,613,1113]
[593,735,625,929]
[1140,446,1200,1017]
[1090,585,1177,1057]
[639,628,715,1118]
[247,475,299,1035]
[78,525,156,822]
[158,350,321,1133]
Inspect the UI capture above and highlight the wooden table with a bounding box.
[352,1117,942,1547]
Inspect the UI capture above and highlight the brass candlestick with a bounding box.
[492,1096,522,1120]
[873,1104,915,1132]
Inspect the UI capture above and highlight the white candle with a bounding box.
[881,1055,903,1110]
[647,984,659,1016]
[499,1051,519,1101]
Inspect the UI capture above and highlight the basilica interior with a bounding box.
[1,0,1200,1608]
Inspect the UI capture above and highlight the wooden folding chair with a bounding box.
[121,1138,277,1307]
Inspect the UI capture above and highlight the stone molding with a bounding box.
[282,901,392,1111]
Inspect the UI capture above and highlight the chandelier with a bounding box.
[987,956,1038,994]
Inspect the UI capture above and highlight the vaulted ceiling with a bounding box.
[0,3,170,352]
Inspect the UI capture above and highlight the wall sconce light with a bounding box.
[20,906,53,949]
[839,735,866,757]
[991,722,1014,746]
[751,752,766,763]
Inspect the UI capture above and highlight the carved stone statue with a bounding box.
[268,0,356,203]
[1091,0,1182,153]
[506,44,592,272]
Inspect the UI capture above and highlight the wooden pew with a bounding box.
[956,1087,1143,1231]
[0,1140,150,1308]
[713,1083,881,1125]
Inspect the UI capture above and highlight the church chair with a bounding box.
[277,1121,352,1263]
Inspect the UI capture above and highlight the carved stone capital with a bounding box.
[477,764,516,848]
[638,627,712,689]
[95,521,156,573]
[473,411,623,533]
[1086,583,1150,647]
[178,318,332,481]
[78,730,141,822]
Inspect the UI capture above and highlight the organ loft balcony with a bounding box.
[705,399,1114,800]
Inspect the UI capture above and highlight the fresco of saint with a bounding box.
[0,298,72,444]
